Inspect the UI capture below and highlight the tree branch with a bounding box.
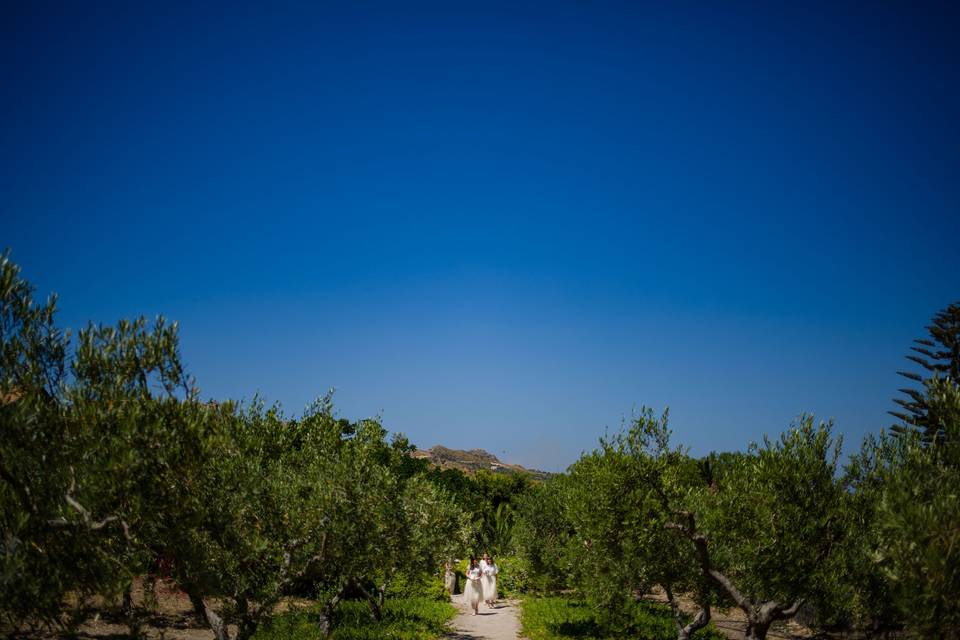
[46,468,131,539]
[778,599,804,619]
[665,512,751,611]
[681,607,711,638]
[279,532,328,593]
[707,568,750,610]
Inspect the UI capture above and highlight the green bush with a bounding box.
[513,476,576,594]
[520,595,724,640]
[254,596,455,640]
[384,572,450,602]
[493,555,529,597]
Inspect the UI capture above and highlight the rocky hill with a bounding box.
[411,445,552,481]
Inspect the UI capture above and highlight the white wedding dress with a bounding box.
[481,562,498,603]
[464,566,483,610]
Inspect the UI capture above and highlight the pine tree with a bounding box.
[890,302,960,442]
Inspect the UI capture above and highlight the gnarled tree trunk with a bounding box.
[664,583,712,640]
[188,592,206,625]
[317,587,346,637]
[122,585,142,638]
[186,589,230,640]
[741,600,803,640]
[667,511,802,640]
[375,582,387,620]
[234,600,263,640]
[351,579,386,621]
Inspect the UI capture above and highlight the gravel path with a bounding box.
[445,593,523,640]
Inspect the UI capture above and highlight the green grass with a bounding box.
[254,596,456,640]
[520,595,726,640]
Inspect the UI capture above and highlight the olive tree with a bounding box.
[565,409,714,640]
[677,417,847,640]
[356,473,466,619]
[1,252,76,629]
[147,398,405,640]
[0,252,465,638]
[1,252,190,631]
[836,434,900,634]
[317,426,466,623]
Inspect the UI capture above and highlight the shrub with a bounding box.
[253,596,455,640]
[520,595,724,640]
[493,555,529,597]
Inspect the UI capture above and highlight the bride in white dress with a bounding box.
[480,553,499,608]
[464,557,483,615]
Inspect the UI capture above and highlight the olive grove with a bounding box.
[3,250,959,640]
[0,253,466,638]
[514,303,960,640]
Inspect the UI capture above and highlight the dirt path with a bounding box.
[446,593,523,640]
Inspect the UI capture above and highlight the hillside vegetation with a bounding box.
[412,445,553,481]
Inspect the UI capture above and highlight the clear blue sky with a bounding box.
[3,1,958,471]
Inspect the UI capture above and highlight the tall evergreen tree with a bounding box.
[891,302,960,442]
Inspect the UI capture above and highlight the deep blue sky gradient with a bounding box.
[3,1,959,470]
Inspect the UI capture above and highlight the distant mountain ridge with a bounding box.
[411,445,552,481]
